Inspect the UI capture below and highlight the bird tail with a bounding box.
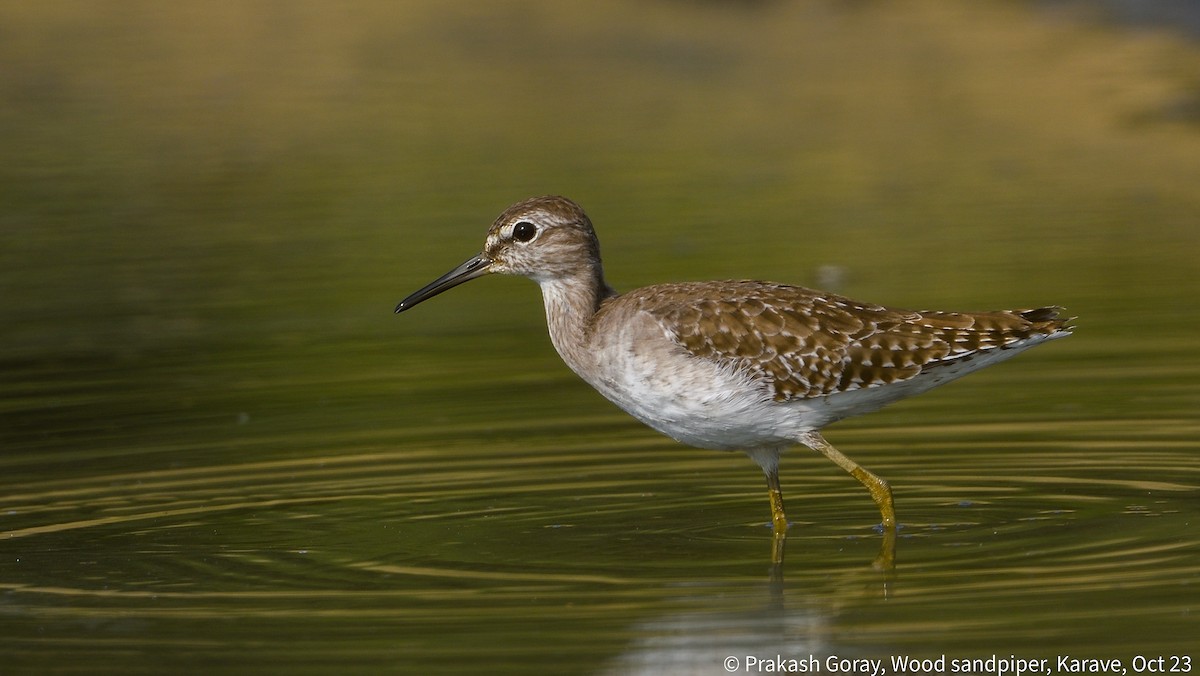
[1016,306,1075,338]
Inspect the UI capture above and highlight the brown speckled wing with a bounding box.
[633,281,1069,402]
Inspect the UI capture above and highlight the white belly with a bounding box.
[564,311,815,451]
[552,306,1057,452]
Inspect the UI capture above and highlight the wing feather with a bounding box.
[622,281,1070,402]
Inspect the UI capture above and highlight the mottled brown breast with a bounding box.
[623,281,1069,402]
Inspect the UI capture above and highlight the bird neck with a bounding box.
[538,268,617,372]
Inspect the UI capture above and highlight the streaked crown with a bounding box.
[483,196,604,282]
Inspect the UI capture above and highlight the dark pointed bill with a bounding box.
[395,254,493,313]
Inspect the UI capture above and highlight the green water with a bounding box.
[2,2,1198,674]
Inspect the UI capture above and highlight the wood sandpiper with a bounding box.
[395,196,1073,561]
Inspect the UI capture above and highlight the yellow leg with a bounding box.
[769,528,787,582]
[765,468,788,568]
[764,466,789,533]
[875,522,897,572]
[800,431,896,530]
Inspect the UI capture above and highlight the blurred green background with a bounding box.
[3,1,1197,361]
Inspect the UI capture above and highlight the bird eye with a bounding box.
[512,221,537,243]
